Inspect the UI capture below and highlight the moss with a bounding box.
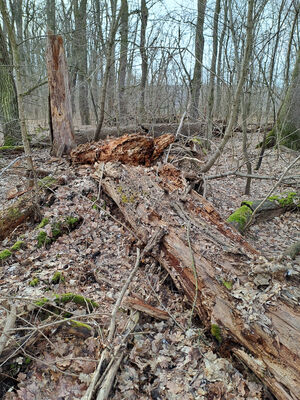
[51,271,65,284]
[35,297,50,307]
[65,216,79,227]
[0,145,24,151]
[268,192,298,207]
[226,205,253,233]
[11,240,24,251]
[38,175,57,188]
[211,324,222,343]
[0,249,12,260]
[38,217,49,229]
[51,222,62,238]
[222,280,233,290]
[69,319,92,331]
[24,357,32,365]
[8,207,21,219]
[56,293,98,310]
[29,278,39,287]
[35,293,99,312]
[121,194,135,203]
[37,230,51,248]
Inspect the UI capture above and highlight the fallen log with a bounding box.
[227,192,299,233]
[93,162,300,400]
[70,133,174,165]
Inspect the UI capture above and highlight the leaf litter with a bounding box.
[0,130,299,399]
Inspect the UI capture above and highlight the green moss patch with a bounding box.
[29,278,39,287]
[37,230,52,248]
[51,271,65,284]
[38,218,49,229]
[36,215,82,248]
[0,249,12,260]
[10,240,24,251]
[268,192,299,207]
[35,293,98,313]
[211,324,222,343]
[38,175,57,189]
[227,205,253,233]
[222,280,233,290]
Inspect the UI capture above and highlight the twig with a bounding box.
[0,155,26,177]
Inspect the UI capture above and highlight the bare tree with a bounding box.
[139,0,148,120]
[118,0,128,124]
[190,0,207,119]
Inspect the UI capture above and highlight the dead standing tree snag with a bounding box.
[46,33,75,157]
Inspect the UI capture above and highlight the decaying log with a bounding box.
[227,194,299,233]
[93,162,300,400]
[70,133,174,165]
[0,193,38,241]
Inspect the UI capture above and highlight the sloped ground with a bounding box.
[0,131,299,400]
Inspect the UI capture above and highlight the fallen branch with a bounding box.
[0,304,16,357]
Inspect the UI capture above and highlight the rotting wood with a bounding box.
[93,161,300,400]
[70,133,174,165]
[124,296,169,320]
[0,193,38,241]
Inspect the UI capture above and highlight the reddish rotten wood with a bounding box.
[70,133,174,166]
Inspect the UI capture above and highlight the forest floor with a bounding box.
[0,127,299,400]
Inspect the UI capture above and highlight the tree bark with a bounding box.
[201,0,255,173]
[268,49,300,150]
[190,0,206,119]
[0,22,21,145]
[139,0,148,120]
[94,0,120,141]
[118,0,128,123]
[46,33,75,156]
[95,161,300,400]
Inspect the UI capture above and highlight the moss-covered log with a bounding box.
[96,162,300,400]
[0,193,38,241]
[227,192,299,233]
[0,175,63,241]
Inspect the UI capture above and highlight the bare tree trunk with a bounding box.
[118,0,128,124]
[190,0,207,119]
[46,0,56,32]
[74,0,90,125]
[201,0,255,173]
[0,22,21,145]
[206,0,221,145]
[139,0,148,120]
[215,0,228,119]
[0,0,34,174]
[94,0,120,141]
[46,33,75,156]
[242,91,252,194]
